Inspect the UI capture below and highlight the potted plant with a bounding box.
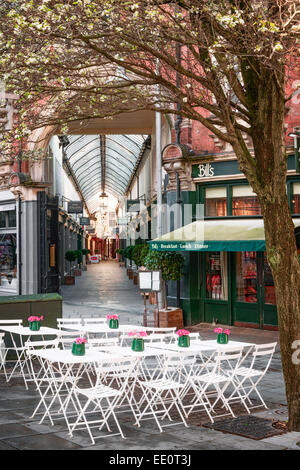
[176,329,191,348]
[64,250,77,285]
[132,243,150,284]
[123,245,135,278]
[128,330,148,351]
[106,314,119,329]
[81,248,90,271]
[214,327,230,344]
[74,250,82,276]
[144,250,185,329]
[28,315,44,331]
[72,337,87,356]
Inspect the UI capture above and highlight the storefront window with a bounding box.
[232,186,261,216]
[205,187,227,216]
[236,251,257,302]
[0,210,17,228]
[0,234,17,291]
[264,253,276,305]
[206,252,228,300]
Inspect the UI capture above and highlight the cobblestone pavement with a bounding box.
[0,261,299,450]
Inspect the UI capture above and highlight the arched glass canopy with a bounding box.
[64,134,148,213]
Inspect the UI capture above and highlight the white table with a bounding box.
[0,325,62,388]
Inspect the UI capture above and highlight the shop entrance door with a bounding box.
[233,252,277,329]
[37,192,60,293]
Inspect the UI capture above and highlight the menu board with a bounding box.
[138,271,161,292]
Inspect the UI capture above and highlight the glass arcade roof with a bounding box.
[64,134,148,213]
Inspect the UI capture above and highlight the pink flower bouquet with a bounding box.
[176,329,191,347]
[176,329,190,337]
[214,327,230,344]
[107,314,119,329]
[72,337,87,355]
[28,315,44,331]
[129,331,147,351]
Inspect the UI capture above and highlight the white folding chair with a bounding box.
[0,319,25,383]
[226,342,277,413]
[135,354,190,433]
[0,332,8,380]
[68,357,138,444]
[183,347,245,423]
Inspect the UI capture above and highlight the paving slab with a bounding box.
[2,433,82,450]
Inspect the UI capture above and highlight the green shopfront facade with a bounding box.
[157,153,300,330]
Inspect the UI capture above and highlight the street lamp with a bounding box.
[288,131,300,174]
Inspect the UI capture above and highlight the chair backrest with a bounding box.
[214,347,244,374]
[57,331,85,349]
[189,332,202,342]
[145,333,176,344]
[25,338,59,350]
[249,342,277,373]
[82,318,106,325]
[0,319,22,326]
[144,327,176,334]
[57,318,82,329]
[94,357,138,384]
[87,338,119,349]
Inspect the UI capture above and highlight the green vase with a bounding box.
[72,343,85,356]
[217,333,229,344]
[29,321,40,331]
[178,335,190,347]
[109,319,119,329]
[131,338,144,352]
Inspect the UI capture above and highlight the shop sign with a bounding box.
[68,201,83,214]
[126,199,140,212]
[198,163,214,178]
[192,160,242,179]
[80,217,90,225]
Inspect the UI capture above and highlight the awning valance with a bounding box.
[150,218,300,252]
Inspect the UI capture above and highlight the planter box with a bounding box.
[64,275,75,285]
[74,269,82,277]
[155,307,184,330]
[128,270,133,280]
[133,273,138,285]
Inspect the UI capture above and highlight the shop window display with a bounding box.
[206,252,228,300]
[0,234,17,289]
[264,253,276,305]
[236,252,257,302]
[232,196,261,216]
[205,187,227,217]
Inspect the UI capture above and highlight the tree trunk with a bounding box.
[260,194,300,431]
[233,65,300,430]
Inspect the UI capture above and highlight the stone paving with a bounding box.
[0,260,299,451]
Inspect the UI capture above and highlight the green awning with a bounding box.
[150,218,300,252]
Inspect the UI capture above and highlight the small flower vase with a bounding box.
[72,342,85,356]
[217,333,229,344]
[109,319,119,329]
[131,338,144,352]
[29,321,40,331]
[178,335,190,347]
